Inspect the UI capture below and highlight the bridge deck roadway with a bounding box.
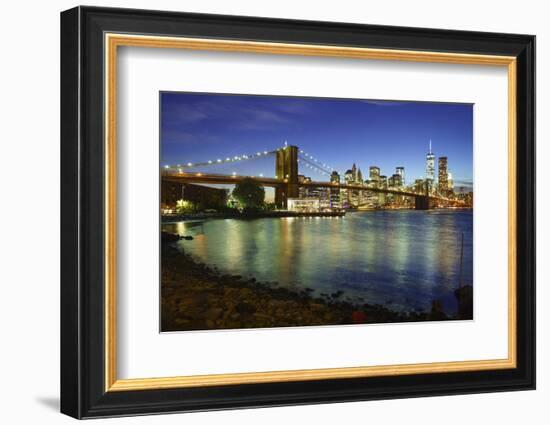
[162,172,462,203]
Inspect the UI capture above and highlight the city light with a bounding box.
[161,141,470,211]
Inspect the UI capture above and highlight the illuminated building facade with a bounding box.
[287,198,320,212]
[389,173,403,188]
[369,166,380,187]
[378,175,388,204]
[426,140,435,185]
[330,171,341,209]
[298,175,311,198]
[438,156,448,195]
[396,166,405,186]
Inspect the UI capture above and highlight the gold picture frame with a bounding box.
[104,33,517,392]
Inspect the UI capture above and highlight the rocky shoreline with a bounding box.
[161,232,456,332]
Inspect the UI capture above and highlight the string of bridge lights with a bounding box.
[298,149,334,172]
[297,156,332,177]
[163,142,336,178]
[163,149,277,171]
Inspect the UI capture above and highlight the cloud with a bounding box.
[164,96,291,130]
[237,108,289,129]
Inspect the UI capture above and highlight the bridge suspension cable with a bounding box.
[161,142,338,179]
[163,148,278,171]
[298,149,334,173]
[298,155,332,177]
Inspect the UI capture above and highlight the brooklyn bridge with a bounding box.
[162,144,465,210]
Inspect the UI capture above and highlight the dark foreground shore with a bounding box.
[161,232,468,332]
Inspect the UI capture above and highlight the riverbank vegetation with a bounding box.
[169,177,278,217]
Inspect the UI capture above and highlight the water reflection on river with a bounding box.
[162,210,473,315]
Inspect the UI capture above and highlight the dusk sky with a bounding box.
[160,92,473,193]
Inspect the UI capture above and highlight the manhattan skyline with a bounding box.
[161,92,473,188]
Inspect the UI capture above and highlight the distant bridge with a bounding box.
[162,145,465,210]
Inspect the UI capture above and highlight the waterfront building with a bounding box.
[426,140,435,184]
[297,173,332,209]
[438,156,449,195]
[287,198,320,212]
[318,187,332,210]
[357,168,363,184]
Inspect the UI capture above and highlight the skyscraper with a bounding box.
[426,140,435,184]
[448,171,454,194]
[344,169,354,184]
[389,173,402,187]
[330,170,340,185]
[396,166,405,186]
[369,166,380,189]
[438,156,448,195]
[378,175,387,204]
[330,171,341,209]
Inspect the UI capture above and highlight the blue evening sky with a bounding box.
[161,92,473,188]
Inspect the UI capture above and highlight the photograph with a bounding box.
[160,92,474,332]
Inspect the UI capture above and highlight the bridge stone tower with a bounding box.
[414,180,431,210]
[275,145,299,208]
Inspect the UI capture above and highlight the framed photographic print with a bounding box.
[60,6,535,419]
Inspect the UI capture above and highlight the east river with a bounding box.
[163,210,473,316]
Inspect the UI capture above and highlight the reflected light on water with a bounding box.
[163,210,473,315]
